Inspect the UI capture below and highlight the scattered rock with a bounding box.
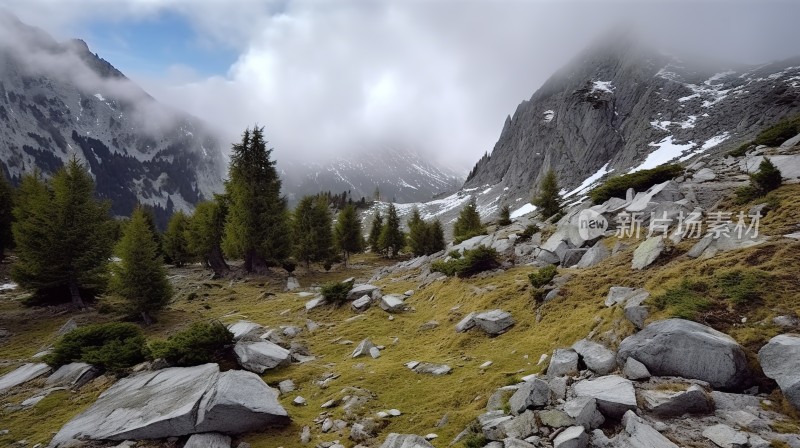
[347,284,381,302]
[553,425,588,448]
[619,410,679,448]
[758,334,800,410]
[282,326,302,338]
[702,424,748,448]
[45,363,98,390]
[352,339,377,358]
[57,318,79,336]
[573,375,637,419]
[539,409,572,428]
[455,312,477,333]
[378,433,434,448]
[285,276,300,291]
[576,242,610,269]
[693,168,717,182]
[406,361,452,375]
[508,377,550,415]
[305,297,327,311]
[351,296,372,312]
[572,339,616,375]
[564,396,604,430]
[640,384,713,417]
[548,349,579,377]
[51,364,289,446]
[184,433,231,448]
[617,319,750,390]
[300,426,311,444]
[474,309,515,335]
[278,379,295,395]
[293,396,307,406]
[0,363,51,394]
[379,294,407,313]
[605,287,649,308]
[234,340,291,373]
[631,237,664,270]
[772,315,800,329]
[623,357,651,381]
[227,320,264,341]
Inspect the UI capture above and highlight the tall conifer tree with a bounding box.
[334,204,363,266]
[378,203,405,258]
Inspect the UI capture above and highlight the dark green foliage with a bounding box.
[463,433,489,448]
[528,265,557,288]
[753,115,800,147]
[728,142,753,157]
[0,174,13,260]
[589,164,684,204]
[453,197,486,244]
[293,195,334,268]
[736,158,783,203]
[378,203,405,258]
[46,322,148,373]
[447,250,462,259]
[334,204,363,265]
[163,210,191,267]
[714,269,768,307]
[431,245,500,278]
[498,204,512,226]
[149,321,233,366]
[407,209,447,257]
[532,169,563,219]
[653,279,711,320]
[367,211,383,253]
[223,127,291,271]
[518,224,541,242]
[112,207,172,324]
[186,196,229,274]
[427,220,447,254]
[321,278,355,306]
[12,160,114,307]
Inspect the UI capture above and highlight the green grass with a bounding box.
[652,278,712,320]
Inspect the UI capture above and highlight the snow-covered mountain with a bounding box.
[0,12,225,227]
[280,147,463,205]
[385,36,800,231]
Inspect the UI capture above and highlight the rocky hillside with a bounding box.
[0,12,225,226]
[280,147,463,205]
[0,133,798,448]
[460,36,800,219]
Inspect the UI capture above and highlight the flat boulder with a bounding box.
[572,339,616,375]
[620,410,679,448]
[234,340,291,373]
[406,361,451,375]
[455,312,477,333]
[46,363,99,389]
[631,237,664,270]
[379,294,407,313]
[640,384,713,417]
[351,295,372,312]
[0,363,51,393]
[548,349,579,377]
[617,319,750,390]
[227,321,264,341]
[50,364,288,446]
[508,378,550,415]
[184,433,231,448]
[573,375,636,419]
[347,284,381,302]
[758,334,800,410]
[379,433,435,448]
[553,425,588,448]
[474,309,514,335]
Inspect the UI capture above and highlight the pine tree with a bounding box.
[751,158,783,194]
[532,169,563,219]
[113,207,172,325]
[334,204,363,266]
[292,195,334,268]
[453,197,485,244]
[12,160,114,307]
[378,203,405,258]
[0,174,14,260]
[427,219,446,254]
[139,205,165,257]
[498,204,512,226]
[407,207,427,256]
[223,127,291,272]
[367,211,383,253]
[163,210,191,267]
[186,196,229,275]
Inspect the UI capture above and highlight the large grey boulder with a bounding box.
[640,384,713,417]
[781,133,800,148]
[573,375,636,419]
[347,284,381,302]
[575,242,610,269]
[758,334,800,410]
[51,364,289,446]
[564,396,604,430]
[46,363,98,389]
[508,378,550,415]
[553,425,588,448]
[379,294,407,313]
[562,249,588,268]
[378,433,435,448]
[623,357,651,381]
[184,433,231,448]
[620,410,679,448]
[234,340,291,373]
[571,339,616,375]
[617,319,750,390]
[686,224,766,259]
[227,321,264,342]
[351,295,372,312]
[0,363,51,393]
[474,309,514,335]
[548,349,579,377]
[631,237,664,270]
[626,181,683,213]
[455,312,477,333]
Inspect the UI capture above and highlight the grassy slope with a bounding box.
[0,184,798,447]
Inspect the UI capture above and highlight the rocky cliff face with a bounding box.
[463,37,800,215]
[0,13,225,227]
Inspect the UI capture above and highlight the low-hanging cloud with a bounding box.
[4,0,800,172]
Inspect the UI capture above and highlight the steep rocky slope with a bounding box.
[0,13,225,226]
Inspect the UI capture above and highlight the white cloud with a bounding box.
[3,0,800,172]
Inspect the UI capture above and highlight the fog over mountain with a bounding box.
[3,0,800,175]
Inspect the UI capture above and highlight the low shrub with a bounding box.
[431,245,500,278]
[589,164,684,204]
[714,269,768,307]
[46,322,148,373]
[728,142,753,157]
[736,158,783,203]
[517,224,540,242]
[653,279,711,320]
[149,321,233,366]
[321,278,355,305]
[754,115,800,147]
[447,250,462,259]
[529,265,557,288]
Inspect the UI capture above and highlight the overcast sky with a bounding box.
[3,0,800,173]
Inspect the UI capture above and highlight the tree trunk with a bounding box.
[141,311,153,326]
[243,249,254,273]
[207,246,229,277]
[69,280,85,309]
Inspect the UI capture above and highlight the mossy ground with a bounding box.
[0,184,798,447]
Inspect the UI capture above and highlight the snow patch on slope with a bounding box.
[564,163,613,198]
[630,136,695,173]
